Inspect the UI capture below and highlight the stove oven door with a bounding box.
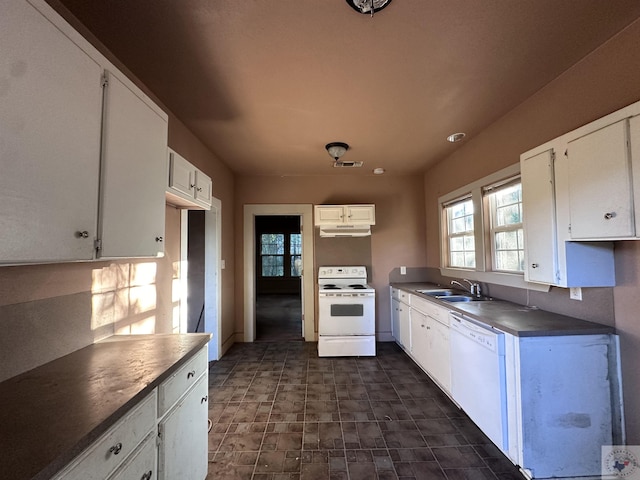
[318,293,375,335]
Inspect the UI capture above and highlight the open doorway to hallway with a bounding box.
[255,215,303,342]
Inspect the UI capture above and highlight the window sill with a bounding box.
[439,268,550,292]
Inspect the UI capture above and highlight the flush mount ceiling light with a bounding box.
[346,0,393,16]
[373,168,385,175]
[326,142,350,161]
[447,132,466,143]
[325,142,363,168]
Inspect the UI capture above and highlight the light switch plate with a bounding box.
[570,287,582,301]
[400,266,407,275]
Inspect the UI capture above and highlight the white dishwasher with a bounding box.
[449,312,508,451]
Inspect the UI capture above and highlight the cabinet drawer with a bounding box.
[410,296,442,322]
[108,432,157,480]
[53,389,157,480]
[158,345,208,417]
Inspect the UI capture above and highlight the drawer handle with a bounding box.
[187,370,196,379]
[201,395,208,404]
[109,442,123,455]
[141,470,153,480]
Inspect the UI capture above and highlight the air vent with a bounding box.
[333,161,363,168]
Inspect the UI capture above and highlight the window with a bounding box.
[444,197,475,269]
[438,164,527,287]
[260,233,302,278]
[485,181,524,273]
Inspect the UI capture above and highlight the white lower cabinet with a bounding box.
[504,333,624,478]
[52,390,157,480]
[52,346,209,480]
[158,374,209,480]
[409,296,451,393]
[390,288,411,350]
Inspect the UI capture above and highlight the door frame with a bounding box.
[180,197,223,361]
[243,204,315,342]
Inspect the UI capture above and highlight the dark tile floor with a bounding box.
[207,341,525,480]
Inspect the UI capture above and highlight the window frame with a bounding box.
[438,163,548,291]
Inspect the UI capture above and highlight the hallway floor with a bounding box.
[206,341,524,480]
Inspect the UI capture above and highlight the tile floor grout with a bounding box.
[206,341,525,480]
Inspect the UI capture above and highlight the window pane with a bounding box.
[495,250,521,272]
[495,231,518,250]
[487,181,524,273]
[465,252,476,268]
[450,252,465,268]
[496,203,522,227]
[290,234,301,255]
[261,234,284,254]
[262,255,283,277]
[291,255,301,276]
[464,234,475,250]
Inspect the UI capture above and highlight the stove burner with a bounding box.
[322,284,340,290]
[348,284,367,289]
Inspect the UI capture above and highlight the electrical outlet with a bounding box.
[400,266,407,275]
[570,287,582,301]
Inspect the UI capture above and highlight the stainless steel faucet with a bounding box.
[451,279,481,296]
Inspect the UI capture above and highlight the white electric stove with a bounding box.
[317,266,376,357]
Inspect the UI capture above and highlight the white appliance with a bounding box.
[317,266,376,357]
[449,312,508,451]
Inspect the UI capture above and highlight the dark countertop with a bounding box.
[0,333,211,480]
[391,282,615,337]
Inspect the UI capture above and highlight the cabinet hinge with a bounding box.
[94,238,102,251]
[101,74,108,88]
[156,425,163,446]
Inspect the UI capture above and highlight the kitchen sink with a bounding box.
[415,289,456,296]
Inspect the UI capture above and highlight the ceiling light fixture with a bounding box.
[373,168,385,175]
[325,142,350,161]
[447,132,466,143]
[346,0,393,16]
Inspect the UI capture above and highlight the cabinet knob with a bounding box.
[531,263,539,269]
[109,442,123,455]
[197,187,203,192]
[155,236,163,243]
[141,470,153,480]
[201,395,208,404]
[190,183,196,189]
[604,212,616,220]
[75,230,89,239]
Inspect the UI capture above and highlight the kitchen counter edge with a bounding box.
[390,282,615,337]
[0,333,211,480]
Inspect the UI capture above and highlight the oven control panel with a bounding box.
[319,266,366,278]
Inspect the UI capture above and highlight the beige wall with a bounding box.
[424,19,640,442]
[235,175,427,339]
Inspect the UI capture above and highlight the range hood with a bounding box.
[319,224,372,237]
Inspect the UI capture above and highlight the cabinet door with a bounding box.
[345,205,375,224]
[426,316,451,392]
[521,149,558,284]
[391,298,400,342]
[98,70,168,258]
[399,303,411,349]
[158,374,209,480]
[410,309,429,368]
[195,170,213,207]
[0,0,102,263]
[567,120,634,239]
[314,206,345,225]
[168,150,195,199]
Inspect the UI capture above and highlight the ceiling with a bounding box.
[51,0,640,176]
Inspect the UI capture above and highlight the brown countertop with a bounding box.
[0,333,211,480]
[391,282,615,337]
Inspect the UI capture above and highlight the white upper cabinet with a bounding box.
[567,119,634,239]
[521,149,558,284]
[166,149,212,210]
[0,0,103,263]
[0,0,169,264]
[314,204,375,225]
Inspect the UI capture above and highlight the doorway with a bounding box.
[243,204,315,342]
[181,197,223,361]
[255,215,302,342]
